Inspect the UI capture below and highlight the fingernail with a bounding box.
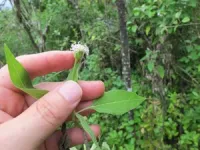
[59,81,82,103]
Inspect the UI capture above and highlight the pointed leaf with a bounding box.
[90,90,145,115]
[156,65,165,79]
[175,11,181,18]
[4,44,48,99]
[131,25,138,33]
[102,142,111,150]
[23,88,49,99]
[182,17,190,23]
[4,44,33,88]
[147,61,154,72]
[75,113,100,149]
[145,26,151,35]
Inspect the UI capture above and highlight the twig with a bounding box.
[166,23,200,28]
[176,66,199,85]
[59,123,70,150]
[83,130,89,150]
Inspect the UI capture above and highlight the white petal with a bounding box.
[70,43,89,55]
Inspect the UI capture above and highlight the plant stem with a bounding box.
[59,123,70,150]
[77,106,92,114]
[59,51,85,150]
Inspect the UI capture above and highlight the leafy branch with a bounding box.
[4,44,145,150]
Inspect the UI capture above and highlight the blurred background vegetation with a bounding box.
[0,0,200,149]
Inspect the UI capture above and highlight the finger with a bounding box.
[67,101,95,121]
[46,125,100,149]
[0,110,13,124]
[45,132,61,150]
[75,101,95,116]
[56,101,95,121]
[25,99,94,121]
[25,80,104,108]
[0,81,82,150]
[0,86,26,117]
[78,81,105,100]
[68,125,100,147]
[34,80,105,101]
[0,51,74,91]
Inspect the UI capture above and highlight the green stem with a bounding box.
[59,51,85,150]
[77,106,93,114]
[67,51,84,81]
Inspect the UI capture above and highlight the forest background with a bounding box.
[0,0,199,150]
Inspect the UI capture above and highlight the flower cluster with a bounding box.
[70,43,89,55]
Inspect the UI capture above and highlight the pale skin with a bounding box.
[0,51,105,150]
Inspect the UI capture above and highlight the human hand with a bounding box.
[0,51,104,150]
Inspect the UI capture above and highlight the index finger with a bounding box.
[0,51,74,91]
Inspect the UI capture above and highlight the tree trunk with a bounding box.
[13,0,40,52]
[13,0,49,53]
[116,0,131,91]
[116,0,133,119]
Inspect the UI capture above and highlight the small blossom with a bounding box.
[70,43,89,55]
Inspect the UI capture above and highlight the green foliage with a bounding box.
[90,90,145,115]
[1,0,200,149]
[4,43,145,149]
[156,65,165,79]
[4,44,48,99]
[0,11,33,61]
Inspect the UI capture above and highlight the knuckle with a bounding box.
[36,98,63,126]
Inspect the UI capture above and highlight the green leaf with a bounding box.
[145,26,151,35]
[182,17,190,23]
[147,61,154,72]
[197,65,200,72]
[69,147,78,150]
[22,88,48,99]
[89,90,145,115]
[102,142,111,150]
[175,11,181,19]
[189,51,199,60]
[75,113,100,149]
[131,25,138,33]
[192,91,199,97]
[156,65,165,78]
[91,35,96,41]
[4,44,48,99]
[140,49,152,61]
[190,0,197,7]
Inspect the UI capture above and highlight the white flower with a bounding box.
[70,43,89,55]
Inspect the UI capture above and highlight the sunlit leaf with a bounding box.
[131,25,138,33]
[175,11,181,18]
[4,44,48,99]
[89,90,145,115]
[145,26,151,35]
[182,17,190,23]
[147,61,154,72]
[156,65,165,79]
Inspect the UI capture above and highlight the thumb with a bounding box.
[0,81,82,150]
